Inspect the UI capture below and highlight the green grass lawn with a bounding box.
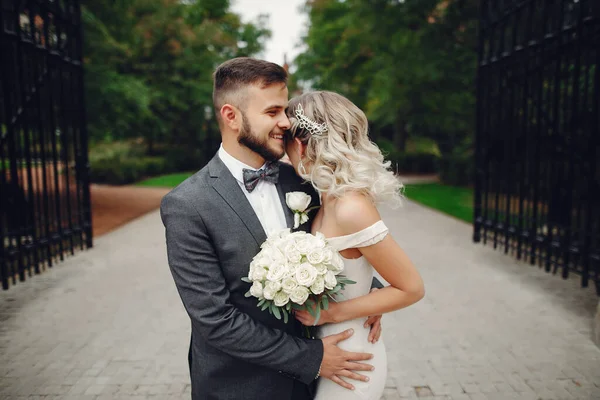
[134,173,474,223]
[135,172,194,188]
[404,183,474,223]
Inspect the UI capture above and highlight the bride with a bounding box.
[284,91,425,400]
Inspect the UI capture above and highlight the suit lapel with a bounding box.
[208,155,267,246]
[276,180,295,229]
[277,165,321,233]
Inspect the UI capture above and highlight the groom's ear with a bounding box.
[220,104,240,131]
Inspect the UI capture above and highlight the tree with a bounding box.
[82,0,270,162]
[295,0,478,158]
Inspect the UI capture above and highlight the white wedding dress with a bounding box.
[315,220,389,400]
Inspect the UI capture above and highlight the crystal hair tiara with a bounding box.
[294,104,328,136]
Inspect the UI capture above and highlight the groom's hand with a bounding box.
[320,329,374,390]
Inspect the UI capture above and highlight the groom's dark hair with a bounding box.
[213,57,288,124]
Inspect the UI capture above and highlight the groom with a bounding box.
[161,57,383,400]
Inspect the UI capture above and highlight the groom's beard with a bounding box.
[238,112,284,162]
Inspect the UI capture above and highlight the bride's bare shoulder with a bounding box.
[333,191,381,235]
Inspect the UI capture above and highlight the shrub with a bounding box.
[438,150,474,186]
[89,141,169,184]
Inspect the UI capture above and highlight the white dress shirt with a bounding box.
[218,145,288,236]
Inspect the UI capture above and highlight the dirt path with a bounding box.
[91,184,170,237]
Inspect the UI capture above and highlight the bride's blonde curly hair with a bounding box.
[286,91,403,207]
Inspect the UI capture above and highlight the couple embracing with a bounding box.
[161,57,424,400]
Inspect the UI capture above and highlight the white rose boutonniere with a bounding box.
[286,191,319,229]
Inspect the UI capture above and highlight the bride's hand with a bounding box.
[294,302,337,326]
[365,288,383,343]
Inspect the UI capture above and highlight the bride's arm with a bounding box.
[296,194,425,327]
[332,196,424,321]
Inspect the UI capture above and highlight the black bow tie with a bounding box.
[242,162,279,193]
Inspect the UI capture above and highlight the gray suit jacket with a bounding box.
[160,154,324,400]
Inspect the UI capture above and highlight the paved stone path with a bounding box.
[0,200,599,399]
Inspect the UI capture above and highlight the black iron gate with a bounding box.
[0,0,92,290]
[474,0,600,294]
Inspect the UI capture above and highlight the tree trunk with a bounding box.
[393,116,408,152]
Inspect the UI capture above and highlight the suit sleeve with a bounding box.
[371,276,384,289]
[160,193,323,385]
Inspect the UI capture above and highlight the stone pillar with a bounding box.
[594,300,600,348]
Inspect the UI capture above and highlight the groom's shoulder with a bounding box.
[161,165,211,208]
[277,161,303,184]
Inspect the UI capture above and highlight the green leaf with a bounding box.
[322,295,329,310]
[257,299,265,307]
[272,305,281,320]
[337,277,356,285]
[241,277,252,283]
[244,291,252,298]
[261,302,270,311]
[283,309,289,324]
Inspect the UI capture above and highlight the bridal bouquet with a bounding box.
[242,228,355,324]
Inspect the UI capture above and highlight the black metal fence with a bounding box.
[0,0,92,290]
[474,0,600,294]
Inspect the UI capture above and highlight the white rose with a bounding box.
[250,281,263,298]
[289,286,310,305]
[307,248,325,264]
[290,231,308,239]
[295,263,318,287]
[256,256,271,268]
[287,249,302,264]
[324,271,337,289]
[276,239,290,254]
[310,276,325,295]
[252,267,267,281]
[328,252,345,274]
[284,242,296,254]
[286,192,312,212]
[277,228,291,239]
[259,247,274,260]
[266,280,282,292]
[263,285,277,300]
[281,277,298,294]
[312,233,326,249]
[273,291,290,307]
[322,248,333,263]
[266,262,287,282]
[314,263,327,275]
[285,263,299,277]
[295,239,312,255]
[248,261,256,280]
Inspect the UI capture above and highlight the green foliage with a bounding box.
[82,0,270,168]
[89,140,169,184]
[438,150,474,186]
[376,138,439,174]
[296,0,478,174]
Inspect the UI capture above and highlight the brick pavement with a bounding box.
[0,200,599,400]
